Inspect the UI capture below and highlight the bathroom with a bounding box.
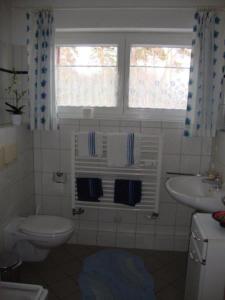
[0,0,225,299]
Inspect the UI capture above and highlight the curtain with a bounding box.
[26,9,57,130]
[184,11,225,137]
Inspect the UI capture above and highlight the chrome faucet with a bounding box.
[202,175,223,190]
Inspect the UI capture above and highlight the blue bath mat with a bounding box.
[79,249,155,300]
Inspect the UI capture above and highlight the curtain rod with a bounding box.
[12,6,225,11]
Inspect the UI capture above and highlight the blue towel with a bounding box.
[76,178,103,202]
[127,133,134,165]
[114,179,142,206]
[88,132,96,156]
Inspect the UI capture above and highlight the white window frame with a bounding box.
[55,31,192,121]
[124,32,192,121]
[55,32,125,119]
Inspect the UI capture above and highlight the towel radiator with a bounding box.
[71,133,163,214]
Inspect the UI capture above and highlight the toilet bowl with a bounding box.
[4,215,74,262]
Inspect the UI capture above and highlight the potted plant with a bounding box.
[5,71,27,126]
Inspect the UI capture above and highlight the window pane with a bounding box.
[129,47,191,109]
[56,46,118,107]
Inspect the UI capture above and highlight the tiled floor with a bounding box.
[17,244,187,300]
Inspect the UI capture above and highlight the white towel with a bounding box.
[77,132,103,158]
[107,133,141,167]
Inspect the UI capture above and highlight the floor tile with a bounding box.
[17,244,187,300]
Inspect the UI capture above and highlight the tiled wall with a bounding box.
[0,1,34,251]
[214,131,225,178]
[0,126,34,251]
[34,118,212,251]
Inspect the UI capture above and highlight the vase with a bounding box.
[11,114,22,126]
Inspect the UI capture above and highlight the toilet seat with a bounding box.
[19,215,74,237]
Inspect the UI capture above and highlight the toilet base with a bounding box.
[4,217,49,262]
[14,240,49,262]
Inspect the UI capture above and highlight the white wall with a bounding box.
[0,126,34,251]
[12,0,225,45]
[0,0,12,44]
[0,0,34,252]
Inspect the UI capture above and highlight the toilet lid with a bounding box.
[19,215,74,237]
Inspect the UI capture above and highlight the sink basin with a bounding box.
[0,282,48,300]
[166,176,225,212]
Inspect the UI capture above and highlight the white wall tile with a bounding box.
[135,233,155,249]
[157,203,177,226]
[117,210,137,224]
[41,195,62,216]
[99,208,117,222]
[42,149,60,172]
[31,118,213,251]
[200,155,211,174]
[98,221,117,232]
[137,211,156,225]
[0,126,34,243]
[79,220,98,231]
[201,137,212,155]
[180,155,201,174]
[60,150,71,173]
[163,129,182,154]
[97,231,116,247]
[60,124,79,150]
[141,121,161,128]
[116,232,135,248]
[33,131,41,148]
[141,127,162,135]
[117,222,136,233]
[181,136,202,155]
[42,173,66,196]
[34,149,42,172]
[136,223,155,234]
[41,130,59,149]
[78,229,97,245]
[79,207,99,222]
[175,204,194,227]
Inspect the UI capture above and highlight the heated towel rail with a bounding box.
[71,133,162,214]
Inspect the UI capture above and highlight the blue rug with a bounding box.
[79,249,155,300]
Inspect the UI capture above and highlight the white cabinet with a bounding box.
[185,213,225,300]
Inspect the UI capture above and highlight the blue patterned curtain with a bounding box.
[26,9,57,130]
[184,11,225,137]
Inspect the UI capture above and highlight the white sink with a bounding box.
[166,176,225,212]
[0,282,48,300]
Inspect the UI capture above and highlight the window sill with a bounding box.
[57,107,186,122]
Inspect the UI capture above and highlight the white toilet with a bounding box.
[4,215,74,262]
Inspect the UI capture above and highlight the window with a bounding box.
[55,32,192,120]
[129,47,191,109]
[56,46,118,107]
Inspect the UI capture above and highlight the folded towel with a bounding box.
[107,133,141,167]
[114,179,142,206]
[76,178,103,202]
[77,132,103,158]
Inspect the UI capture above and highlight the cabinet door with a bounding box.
[185,240,204,300]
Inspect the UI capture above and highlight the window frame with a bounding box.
[55,32,125,119]
[55,31,192,121]
[123,32,192,121]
